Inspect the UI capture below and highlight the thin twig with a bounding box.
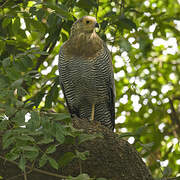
[166,177,180,180]
[57,99,66,108]
[173,96,180,101]
[0,155,67,179]
[7,169,32,180]
[169,99,180,128]
[79,159,82,174]
[0,0,9,8]
[24,169,27,180]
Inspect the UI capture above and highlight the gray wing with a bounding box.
[94,43,116,130]
[58,45,80,117]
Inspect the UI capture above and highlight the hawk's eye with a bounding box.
[86,20,90,24]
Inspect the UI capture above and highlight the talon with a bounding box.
[91,104,95,121]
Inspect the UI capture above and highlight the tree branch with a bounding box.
[0,0,9,8]
[0,155,67,179]
[7,170,32,180]
[169,98,180,130]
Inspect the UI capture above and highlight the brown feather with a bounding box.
[62,16,104,58]
[63,31,103,58]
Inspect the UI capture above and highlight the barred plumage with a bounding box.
[58,16,115,130]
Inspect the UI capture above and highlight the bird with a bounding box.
[58,16,116,130]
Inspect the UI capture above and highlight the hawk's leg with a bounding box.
[91,103,95,121]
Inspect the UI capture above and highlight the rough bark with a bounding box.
[0,118,154,180]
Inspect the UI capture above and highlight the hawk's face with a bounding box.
[72,16,99,34]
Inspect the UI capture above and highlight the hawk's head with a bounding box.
[71,16,99,35]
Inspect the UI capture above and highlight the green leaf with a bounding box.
[31,111,39,121]
[21,146,38,152]
[14,60,26,72]
[29,19,45,34]
[48,157,59,170]
[12,17,20,35]
[16,100,24,108]
[13,110,26,126]
[22,56,33,68]
[67,174,91,180]
[78,133,103,144]
[43,2,73,20]
[55,125,66,144]
[0,120,8,130]
[47,13,58,27]
[2,17,12,28]
[18,156,26,171]
[3,136,15,149]
[26,111,41,130]
[135,125,148,136]
[35,51,49,55]
[16,135,35,142]
[18,29,27,38]
[119,38,131,51]
[118,132,137,138]
[75,150,89,161]
[52,113,71,121]
[39,154,48,168]
[11,79,23,88]
[45,80,59,108]
[138,31,152,56]
[2,58,11,68]
[0,40,6,54]
[46,145,56,154]
[77,0,97,12]
[29,6,36,15]
[6,68,21,80]
[58,152,76,168]
[17,87,28,97]
[24,151,39,160]
[5,106,16,116]
[56,130,65,144]
[31,90,46,107]
[6,152,20,161]
[2,130,13,143]
[118,16,137,31]
[36,8,45,21]
[141,142,154,150]
[37,137,54,144]
[45,93,53,108]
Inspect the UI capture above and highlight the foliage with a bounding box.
[0,0,180,179]
[0,109,101,169]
